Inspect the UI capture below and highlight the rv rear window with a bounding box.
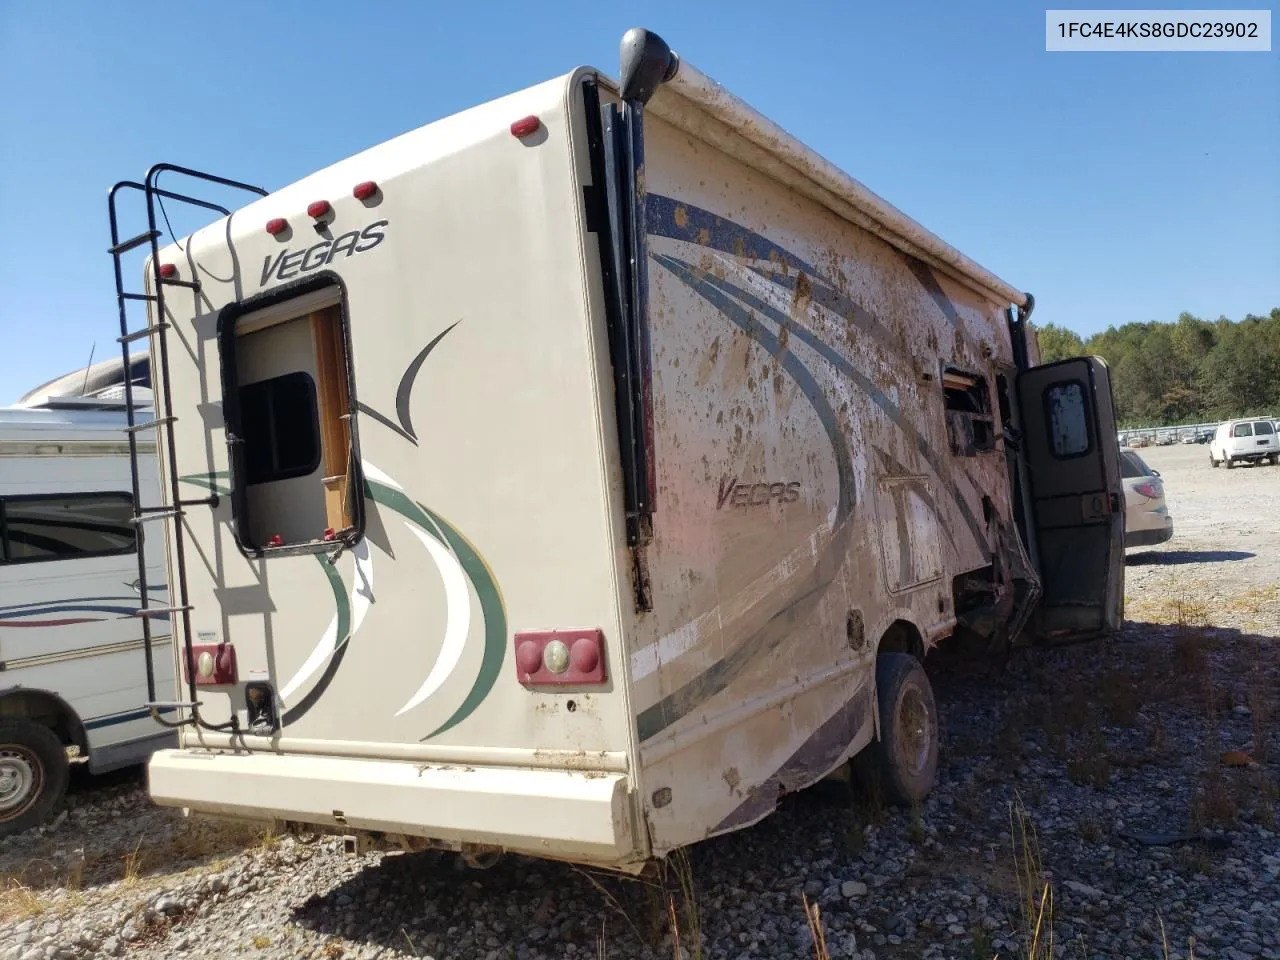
[1233,422,1254,438]
[0,493,135,564]
[942,367,996,456]
[219,280,361,553]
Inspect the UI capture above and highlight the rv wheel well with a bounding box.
[877,620,924,661]
[0,690,88,755]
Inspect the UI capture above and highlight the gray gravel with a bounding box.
[2,446,1276,960]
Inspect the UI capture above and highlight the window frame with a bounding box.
[216,272,365,560]
[0,491,137,566]
[941,365,997,457]
[1041,377,1095,461]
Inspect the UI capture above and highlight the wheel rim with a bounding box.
[0,745,43,821]
[895,685,933,775]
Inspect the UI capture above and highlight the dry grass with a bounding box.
[121,838,145,887]
[663,850,701,960]
[802,893,830,960]
[1010,794,1055,960]
[0,876,49,922]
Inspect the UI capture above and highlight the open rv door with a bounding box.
[1017,357,1124,641]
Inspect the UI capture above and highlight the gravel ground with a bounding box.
[2,443,1276,960]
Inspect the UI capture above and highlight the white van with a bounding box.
[1209,418,1279,468]
[0,396,175,836]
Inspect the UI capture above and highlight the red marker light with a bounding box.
[307,200,332,219]
[265,218,288,236]
[352,181,378,201]
[157,263,177,279]
[266,534,283,547]
[510,115,541,138]
[323,527,336,541]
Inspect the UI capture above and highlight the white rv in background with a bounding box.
[114,28,1123,872]
[0,369,175,836]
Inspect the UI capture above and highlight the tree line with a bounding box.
[1035,308,1280,427]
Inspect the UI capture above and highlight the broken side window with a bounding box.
[942,367,996,457]
[221,283,360,553]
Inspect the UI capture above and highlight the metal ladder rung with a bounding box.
[159,277,200,290]
[135,605,193,617]
[132,509,184,524]
[124,416,177,433]
[120,292,158,303]
[146,701,201,711]
[119,322,171,344]
[110,230,161,255]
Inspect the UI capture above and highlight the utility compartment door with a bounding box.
[1016,356,1124,641]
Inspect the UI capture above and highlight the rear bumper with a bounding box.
[148,749,639,866]
[1126,525,1173,548]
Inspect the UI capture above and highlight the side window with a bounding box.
[0,494,136,564]
[1251,421,1273,436]
[1044,380,1092,459]
[1233,422,1253,438]
[942,367,996,457]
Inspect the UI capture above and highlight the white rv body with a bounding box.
[125,32,1123,871]
[0,400,174,833]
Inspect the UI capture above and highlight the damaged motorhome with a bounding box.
[106,28,1123,872]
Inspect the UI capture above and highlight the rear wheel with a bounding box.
[0,721,70,838]
[1269,454,1278,466]
[1210,452,1218,468]
[1225,456,1234,470]
[858,653,938,806]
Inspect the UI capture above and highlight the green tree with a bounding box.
[1035,323,1085,362]
[1039,308,1280,427]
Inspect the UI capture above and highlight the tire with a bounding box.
[1225,456,1234,470]
[859,653,939,806]
[1269,454,1278,466]
[0,720,70,838]
[1210,452,1218,468]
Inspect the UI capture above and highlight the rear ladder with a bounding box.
[107,164,268,732]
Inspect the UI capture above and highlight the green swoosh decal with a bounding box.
[180,472,507,739]
[362,478,508,740]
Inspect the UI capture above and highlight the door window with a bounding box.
[1044,380,1092,459]
[1233,422,1254,438]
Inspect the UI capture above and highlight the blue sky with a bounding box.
[1,2,1276,396]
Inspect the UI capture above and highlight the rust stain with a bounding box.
[697,228,711,246]
[673,205,689,229]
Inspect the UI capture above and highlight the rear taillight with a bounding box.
[514,629,606,685]
[1134,481,1160,499]
[184,642,237,685]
